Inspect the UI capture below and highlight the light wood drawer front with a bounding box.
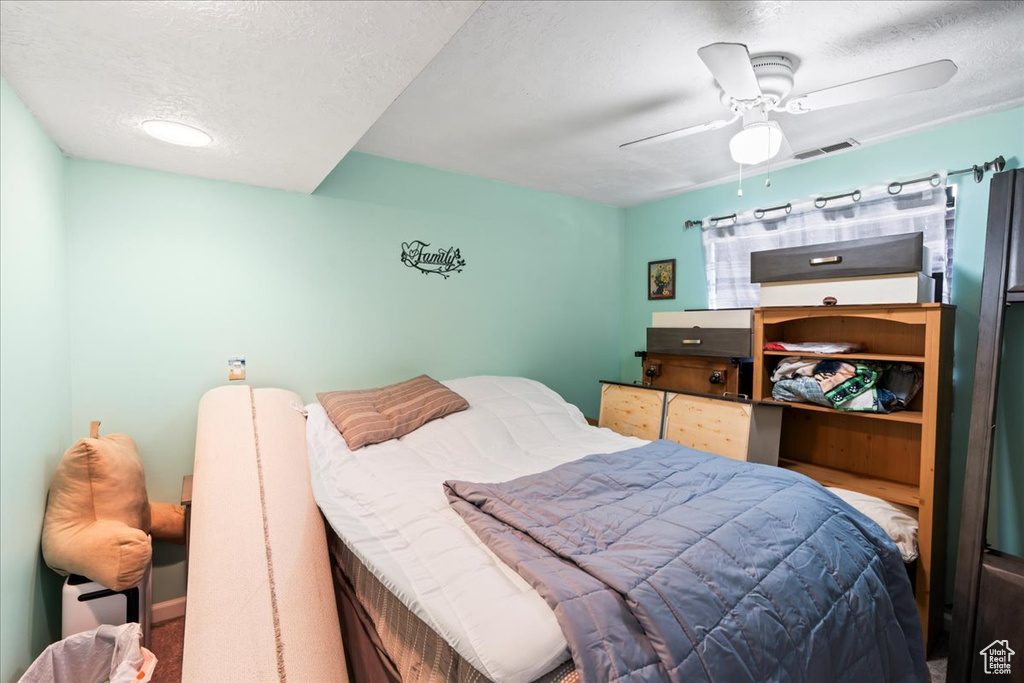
[598,382,782,465]
[664,393,752,461]
[647,327,752,358]
[751,232,925,283]
[598,383,664,440]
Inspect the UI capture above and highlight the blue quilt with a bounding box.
[445,440,926,682]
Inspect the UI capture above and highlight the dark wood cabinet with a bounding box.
[950,169,1024,681]
[1007,171,1024,302]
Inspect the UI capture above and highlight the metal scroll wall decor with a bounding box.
[400,240,466,278]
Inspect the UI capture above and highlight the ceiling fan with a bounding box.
[620,43,958,167]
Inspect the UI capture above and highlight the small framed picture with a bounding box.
[648,259,676,300]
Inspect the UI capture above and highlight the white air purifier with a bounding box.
[61,564,152,647]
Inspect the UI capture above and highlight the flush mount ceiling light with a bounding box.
[729,121,783,165]
[141,120,212,147]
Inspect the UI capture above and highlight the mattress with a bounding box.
[306,376,644,683]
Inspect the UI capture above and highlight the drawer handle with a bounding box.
[809,255,842,266]
[681,339,702,345]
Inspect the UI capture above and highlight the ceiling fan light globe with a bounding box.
[729,121,783,165]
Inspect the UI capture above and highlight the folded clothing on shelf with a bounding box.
[770,357,922,414]
[764,341,863,354]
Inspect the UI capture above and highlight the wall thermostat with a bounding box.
[228,356,246,381]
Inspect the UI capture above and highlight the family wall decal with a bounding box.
[401,240,466,278]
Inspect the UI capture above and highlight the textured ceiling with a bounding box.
[0,0,481,193]
[355,0,1024,206]
[1,1,1021,204]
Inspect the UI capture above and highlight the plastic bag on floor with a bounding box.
[20,623,157,683]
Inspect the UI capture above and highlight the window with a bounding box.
[702,182,954,309]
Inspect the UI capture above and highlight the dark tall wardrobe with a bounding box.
[949,168,1024,681]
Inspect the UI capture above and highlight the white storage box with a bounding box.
[62,566,151,646]
[652,309,751,329]
[758,272,935,307]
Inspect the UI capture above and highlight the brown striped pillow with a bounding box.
[317,375,469,450]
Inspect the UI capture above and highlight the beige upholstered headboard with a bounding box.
[182,386,347,682]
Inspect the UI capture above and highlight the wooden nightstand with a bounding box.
[181,475,193,579]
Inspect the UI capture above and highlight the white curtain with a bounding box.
[702,178,950,309]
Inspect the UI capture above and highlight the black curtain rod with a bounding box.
[684,155,1006,231]
[947,155,1006,183]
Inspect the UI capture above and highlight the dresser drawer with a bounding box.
[644,354,745,397]
[759,272,935,307]
[651,309,751,329]
[647,327,752,358]
[750,232,927,283]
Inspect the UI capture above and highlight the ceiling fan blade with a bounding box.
[619,116,738,149]
[698,43,762,101]
[786,60,957,113]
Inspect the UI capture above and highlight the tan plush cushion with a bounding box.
[42,434,153,590]
[318,375,469,450]
[150,501,186,544]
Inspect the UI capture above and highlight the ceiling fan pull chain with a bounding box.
[765,132,773,188]
[737,163,744,197]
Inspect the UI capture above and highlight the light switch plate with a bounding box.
[228,356,246,381]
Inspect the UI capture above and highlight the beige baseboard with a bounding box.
[152,596,186,624]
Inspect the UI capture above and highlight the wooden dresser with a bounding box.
[643,309,753,397]
[753,303,954,652]
[598,381,783,465]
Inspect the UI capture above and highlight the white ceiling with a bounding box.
[0,0,481,193]
[355,0,1024,206]
[1,1,1021,204]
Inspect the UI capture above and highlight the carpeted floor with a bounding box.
[149,616,184,683]
[145,615,949,683]
[928,632,949,683]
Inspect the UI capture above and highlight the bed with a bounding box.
[181,376,926,682]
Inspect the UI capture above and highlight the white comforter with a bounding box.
[306,376,644,683]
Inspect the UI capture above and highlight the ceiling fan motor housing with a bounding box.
[751,55,794,104]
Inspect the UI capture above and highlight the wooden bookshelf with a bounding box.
[754,303,954,653]
[762,350,926,363]
[759,398,925,424]
[778,459,921,507]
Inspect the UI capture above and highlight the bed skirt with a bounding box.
[325,524,578,683]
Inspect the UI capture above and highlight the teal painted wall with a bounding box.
[622,106,1024,599]
[0,80,71,681]
[64,153,625,604]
